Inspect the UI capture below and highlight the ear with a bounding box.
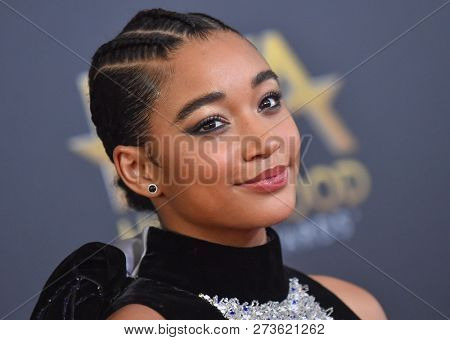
[112,145,161,198]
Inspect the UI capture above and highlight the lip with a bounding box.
[236,165,289,193]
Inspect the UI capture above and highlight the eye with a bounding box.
[258,90,283,113]
[187,114,228,135]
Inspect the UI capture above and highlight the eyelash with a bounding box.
[188,90,283,135]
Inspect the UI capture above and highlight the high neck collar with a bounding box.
[137,226,289,303]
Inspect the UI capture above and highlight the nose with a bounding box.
[241,130,281,162]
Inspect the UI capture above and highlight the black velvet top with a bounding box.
[30,226,360,320]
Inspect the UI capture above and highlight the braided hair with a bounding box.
[88,8,243,212]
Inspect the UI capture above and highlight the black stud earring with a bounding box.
[148,183,158,194]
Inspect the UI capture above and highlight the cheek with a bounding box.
[169,141,235,217]
[196,140,234,186]
[291,120,301,165]
[273,114,301,166]
[157,136,201,188]
[163,138,234,188]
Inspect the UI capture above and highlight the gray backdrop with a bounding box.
[1,0,448,320]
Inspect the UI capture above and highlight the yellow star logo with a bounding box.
[249,30,358,155]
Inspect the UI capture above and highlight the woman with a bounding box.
[31,8,387,320]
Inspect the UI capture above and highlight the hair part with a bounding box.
[88,8,242,211]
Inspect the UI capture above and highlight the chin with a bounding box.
[230,170,298,227]
[267,192,297,225]
[247,186,297,227]
[269,173,297,214]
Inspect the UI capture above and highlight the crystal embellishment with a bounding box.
[198,277,334,320]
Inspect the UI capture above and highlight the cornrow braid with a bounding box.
[88,8,242,212]
[89,32,182,82]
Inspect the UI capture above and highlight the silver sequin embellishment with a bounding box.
[198,277,334,320]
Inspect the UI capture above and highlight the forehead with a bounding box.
[172,31,268,86]
[156,31,270,116]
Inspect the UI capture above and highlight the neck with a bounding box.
[137,225,289,303]
[158,216,268,248]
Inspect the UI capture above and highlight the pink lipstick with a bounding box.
[236,165,288,193]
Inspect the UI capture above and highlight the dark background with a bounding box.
[0,0,448,319]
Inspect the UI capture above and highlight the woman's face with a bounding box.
[137,31,301,235]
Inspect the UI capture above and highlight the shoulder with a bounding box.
[106,304,166,320]
[309,275,387,320]
[104,277,226,320]
[31,241,129,319]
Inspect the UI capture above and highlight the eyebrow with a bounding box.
[173,69,280,124]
